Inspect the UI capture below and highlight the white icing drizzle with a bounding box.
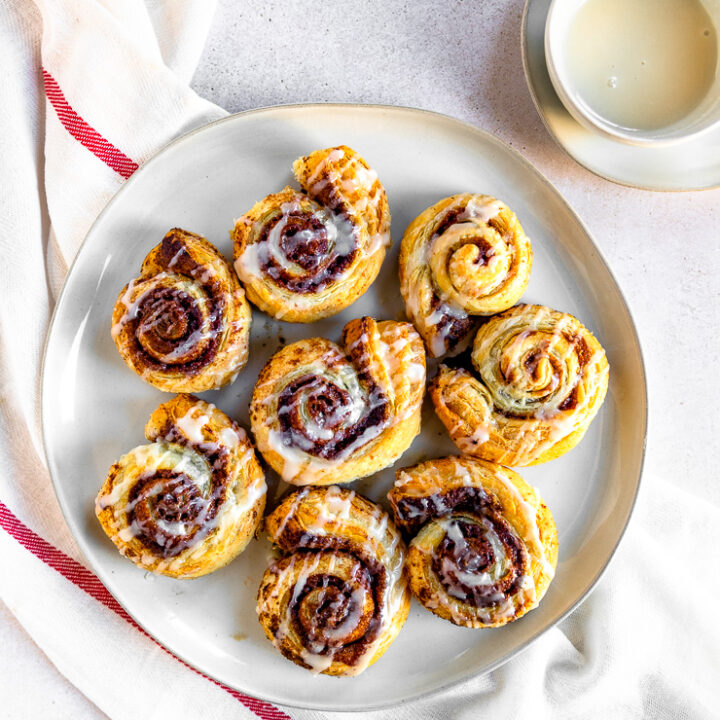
[110,269,219,363]
[395,459,554,625]
[471,308,606,459]
[449,458,474,486]
[375,325,425,422]
[406,360,426,385]
[97,442,212,547]
[111,277,142,339]
[305,148,346,192]
[175,407,210,445]
[267,428,324,484]
[235,201,358,291]
[259,323,422,484]
[423,301,468,357]
[304,147,388,252]
[112,271,204,342]
[219,426,240,449]
[323,485,355,522]
[264,364,376,483]
[167,246,186,269]
[488,465,554,580]
[419,511,536,625]
[272,488,310,543]
[432,307,608,463]
[261,488,406,676]
[164,326,207,360]
[97,401,266,575]
[454,424,491,452]
[458,196,504,223]
[318,585,368,643]
[403,195,515,359]
[236,147,390,312]
[439,517,505,589]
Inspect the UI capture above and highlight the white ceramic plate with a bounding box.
[42,105,646,711]
[522,0,720,191]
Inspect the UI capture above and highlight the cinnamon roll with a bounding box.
[250,317,425,486]
[399,194,532,357]
[430,304,609,466]
[388,456,557,628]
[112,228,251,392]
[232,146,391,322]
[257,485,410,676]
[95,394,266,578]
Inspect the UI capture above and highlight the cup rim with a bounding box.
[544,0,720,147]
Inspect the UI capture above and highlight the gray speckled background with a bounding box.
[192,0,719,495]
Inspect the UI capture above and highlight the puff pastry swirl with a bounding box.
[233,145,391,322]
[399,194,532,357]
[431,304,609,466]
[95,394,266,578]
[112,228,251,392]
[257,485,410,676]
[388,456,557,628]
[250,317,426,486]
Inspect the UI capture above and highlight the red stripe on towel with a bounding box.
[41,69,140,179]
[0,501,291,720]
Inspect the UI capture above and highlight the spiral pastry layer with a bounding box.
[399,194,532,357]
[257,486,410,676]
[250,317,425,486]
[95,394,266,578]
[388,456,557,628]
[112,228,251,392]
[233,145,391,322]
[430,304,609,466]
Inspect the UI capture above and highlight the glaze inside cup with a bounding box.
[545,0,720,146]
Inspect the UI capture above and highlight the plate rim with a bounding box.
[521,0,720,193]
[41,102,648,711]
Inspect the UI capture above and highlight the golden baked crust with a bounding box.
[399,194,532,357]
[95,394,265,578]
[257,486,410,676]
[232,146,391,322]
[250,316,426,485]
[430,304,609,466]
[111,228,251,392]
[388,456,558,628]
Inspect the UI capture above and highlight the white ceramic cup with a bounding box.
[545,0,720,146]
